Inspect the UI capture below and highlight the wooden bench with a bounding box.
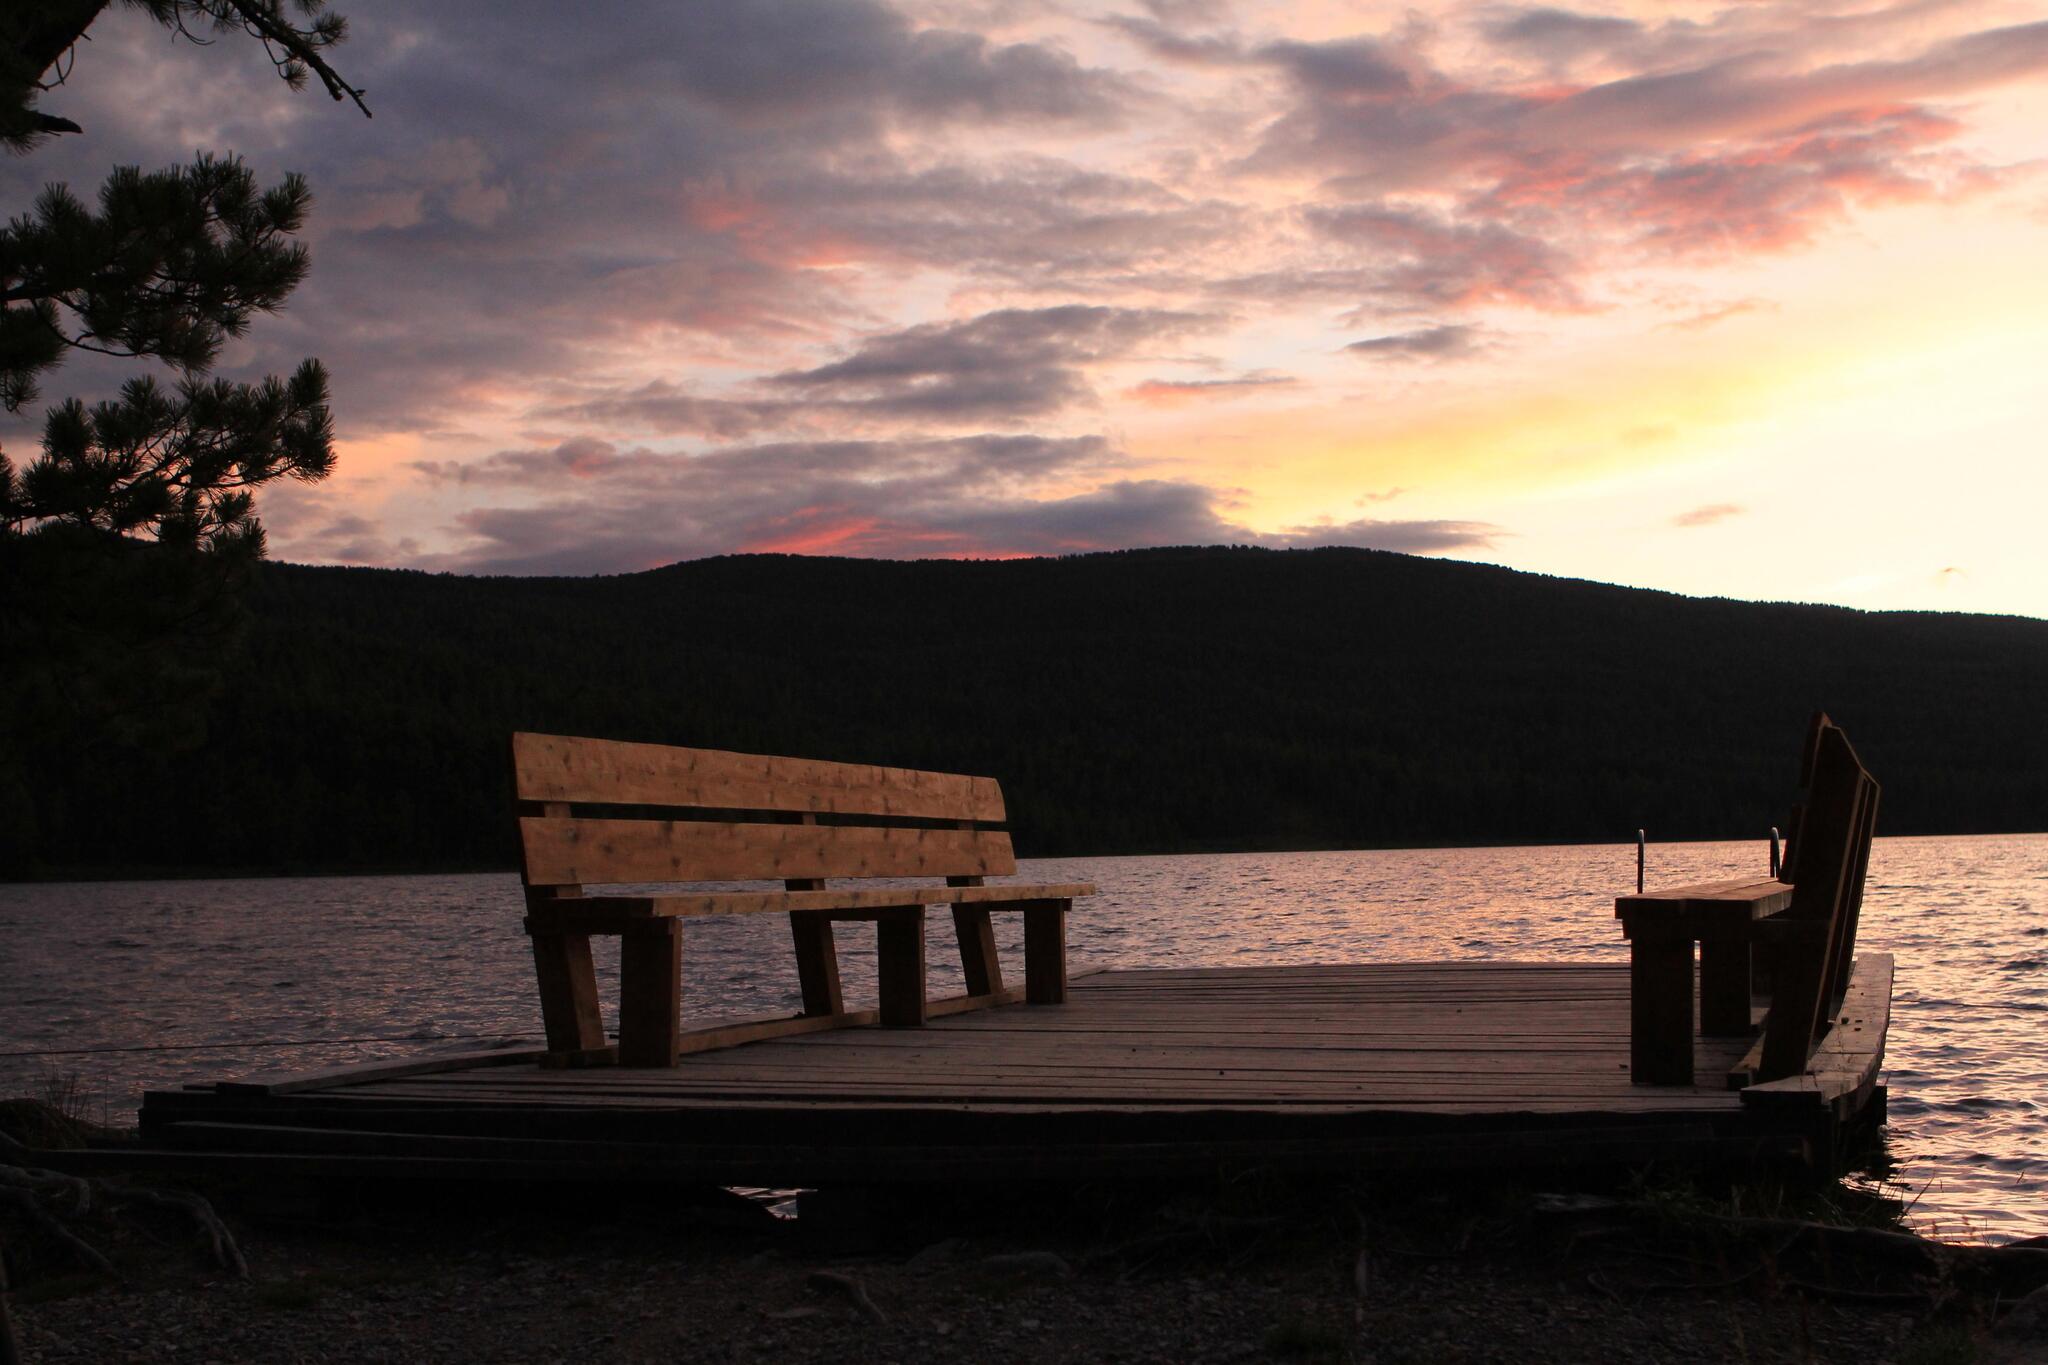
[510,732,1096,1067]
[1615,714,1879,1086]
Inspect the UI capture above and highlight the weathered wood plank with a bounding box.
[1615,879,1792,925]
[348,1076,1737,1105]
[524,881,1098,922]
[145,962,1875,1190]
[512,732,1006,821]
[534,1044,620,1070]
[562,1054,1652,1082]
[216,1046,547,1097]
[1745,953,1893,1117]
[519,816,1017,886]
[459,1037,1743,1074]
[179,1087,1748,1118]
[673,985,1026,1055]
[308,1082,1751,1114]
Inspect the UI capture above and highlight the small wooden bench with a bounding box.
[510,732,1096,1067]
[1615,714,1879,1086]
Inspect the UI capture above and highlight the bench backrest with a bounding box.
[1758,713,1880,1081]
[510,731,1017,895]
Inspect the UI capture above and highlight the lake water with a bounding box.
[2,835,2041,1243]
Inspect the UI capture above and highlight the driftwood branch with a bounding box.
[1536,1194,2048,1308]
[0,1187,114,1276]
[807,1270,888,1325]
[0,1156,248,1282]
[107,1185,247,1277]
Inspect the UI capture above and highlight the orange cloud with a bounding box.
[1672,502,1746,528]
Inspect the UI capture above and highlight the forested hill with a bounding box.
[17,546,2048,876]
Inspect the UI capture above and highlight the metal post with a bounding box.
[1769,826,1781,879]
[1636,829,1645,893]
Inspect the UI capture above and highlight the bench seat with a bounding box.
[1615,877,1792,934]
[1615,877,1796,1074]
[527,881,1097,926]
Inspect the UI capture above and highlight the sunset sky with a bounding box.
[7,0,2047,614]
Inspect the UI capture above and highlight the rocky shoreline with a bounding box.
[7,1149,2048,1365]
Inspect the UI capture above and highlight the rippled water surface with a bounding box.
[3,835,2041,1241]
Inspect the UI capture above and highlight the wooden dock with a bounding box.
[45,722,1893,1190]
[117,958,1892,1186]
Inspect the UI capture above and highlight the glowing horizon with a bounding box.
[4,1,2046,616]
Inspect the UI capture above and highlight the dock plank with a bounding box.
[140,962,1882,1181]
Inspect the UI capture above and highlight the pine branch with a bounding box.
[220,0,369,118]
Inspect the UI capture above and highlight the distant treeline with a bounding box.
[11,546,2048,877]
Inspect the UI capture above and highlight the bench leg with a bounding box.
[530,929,606,1054]
[951,906,1005,997]
[877,908,927,1027]
[618,921,682,1067]
[1698,935,1753,1036]
[1758,937,1828,1084]
[1629,933,1694,1085]
[790,912,845,1015]
[1023,900,1068,1005]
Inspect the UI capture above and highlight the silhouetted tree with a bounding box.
[0,0,364,871]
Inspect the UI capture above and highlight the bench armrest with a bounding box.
[1615,878,1794,938]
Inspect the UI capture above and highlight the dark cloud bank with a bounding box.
[400,433,1504,576]
[5,0,2038,573]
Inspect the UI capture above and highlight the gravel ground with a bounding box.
[9,1173,2044,1365]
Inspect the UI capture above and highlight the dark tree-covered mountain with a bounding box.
[11,546,2047,876]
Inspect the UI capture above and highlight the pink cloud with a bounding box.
[1122,375,1295,405]
[1477,105,1997,260]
